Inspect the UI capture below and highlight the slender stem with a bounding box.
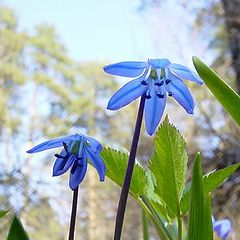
[177,217,182,240]
[114,96,146,240]
[142,209,149,240]
[68,187,79,240]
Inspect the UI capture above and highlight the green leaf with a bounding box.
[102,148,173,240]
[101,147,148,197]
[180,163,240,214]
[140,196,173,240]
[142,209,149,240]
[193,56,240,126]
[7,215,29,240]
[204,162,240,193]
[203,194,213,240]
[149,116,188,217]
[187,153,213,240]
[0,210,9,218]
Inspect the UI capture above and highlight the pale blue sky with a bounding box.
[4,0,213,65]
[5,0,156,61]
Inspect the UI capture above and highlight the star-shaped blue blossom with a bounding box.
[27,134,106,190]
[212,217,232,239]
[104,59,203,135]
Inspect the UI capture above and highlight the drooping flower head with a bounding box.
[212,217,232,240]
[27,134,106,190]
[104,59,203,135]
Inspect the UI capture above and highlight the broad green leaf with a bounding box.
[101,147,148,197]
[146,172,170,221]
[102,148,173,239]
[193,56,240,126]
[0,210,9,218]
[7,215,29,240]
[187,153,213,240]
[149,116,188,217]
[180,163,240,214]
[146,171,160,202]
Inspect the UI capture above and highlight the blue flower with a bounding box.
[104,59,203,135]
[27,134,106,190]
[212,217,232,239]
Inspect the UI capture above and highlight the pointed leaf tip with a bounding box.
[7,215,29,240]
[0,210,9,218]
[192,56,240,126]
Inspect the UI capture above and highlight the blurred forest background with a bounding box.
[0,0,240,239]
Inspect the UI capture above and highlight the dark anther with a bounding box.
[63,142,68,152]
[157,93,164,98]
[145,94,151,99]
[165,79,171,85]
[154,81,164,86]
[55,154,64,159]
[168,92,173,96]
[141,80,148,85]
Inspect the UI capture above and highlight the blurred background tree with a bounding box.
[0,1,239,239]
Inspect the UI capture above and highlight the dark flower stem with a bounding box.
[114,96,146,240]
[68,186,79,240]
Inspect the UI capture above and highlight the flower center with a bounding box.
[150,68,158,80]
[71,140,81,155]
[70,136,86,158]
[160,68,166,79]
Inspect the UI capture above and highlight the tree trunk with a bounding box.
[222,0,240,93]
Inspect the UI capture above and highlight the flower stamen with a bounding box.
[145,87,151,99]
[157,93,165,98]
[141,80,148,85]
[54,153,65,159]
[154,81,164,86]
[145,94,151,99]
[63,142,68,152]
[165,79,171,85]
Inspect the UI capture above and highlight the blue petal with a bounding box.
[213,219,232,239]
[52,150,75,176]
[166,74,194,114]
[107,76,148,110]
[103,61,148,77]
[148,58,170,68]
[27,134,80,153]
[86,136,102,153]
[145,85,166,135]
[86,148,106,181]
[169,63,203,85]
[69,152,88,190]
